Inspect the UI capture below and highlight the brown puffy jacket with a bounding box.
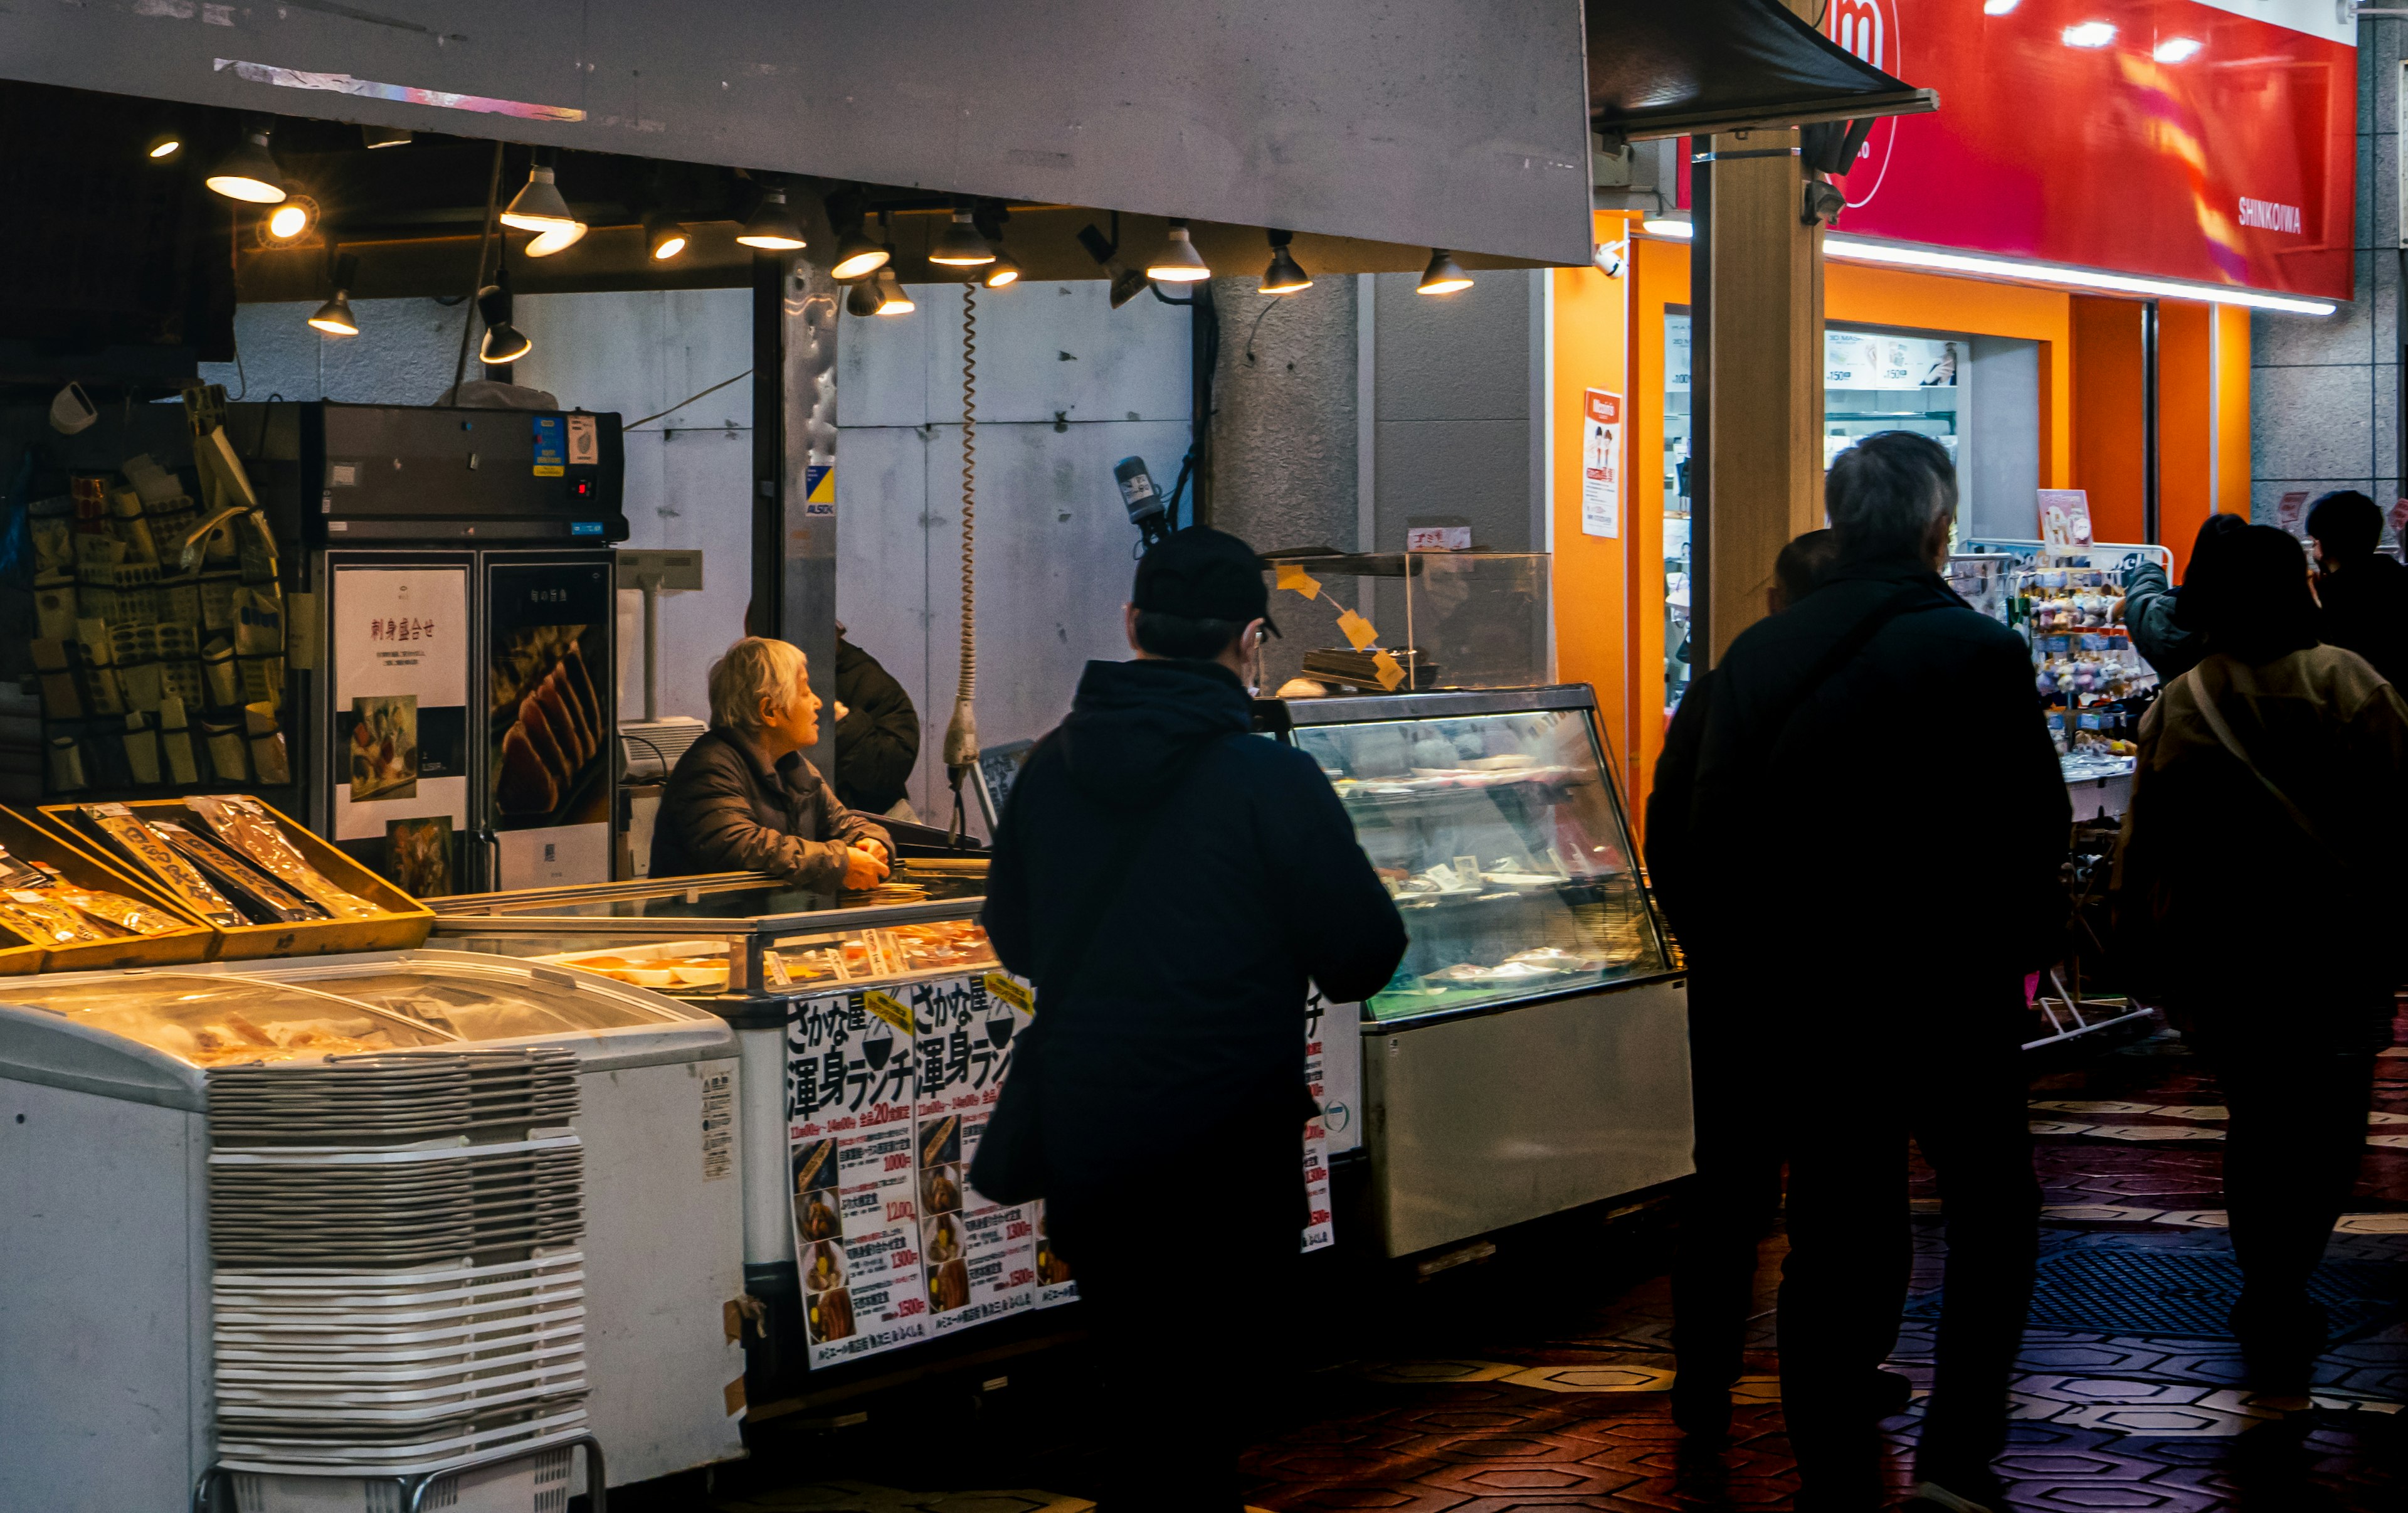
[650,727,890,889]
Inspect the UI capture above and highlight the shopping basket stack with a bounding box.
[202,1047,591,1513]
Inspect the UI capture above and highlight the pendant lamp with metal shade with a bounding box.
[478,278,532,364]
[1417,248,1473,294]
[1146,218,1212,283]
[736,186,808,250]
[206,122,287,204]
[500,149,577,233]
[928,202,995,268]
[1260,229,1311,295]
[308,253,361,337]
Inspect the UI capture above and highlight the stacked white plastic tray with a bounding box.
[204,1048,593,1510]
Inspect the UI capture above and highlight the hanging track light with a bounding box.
[309,253,361,337]
[362,125,413,149]
[260,194,319,247]
[206,121,287,204]
[500,150,576,233]
[847,279,885,317]
[522,220,588,258]
[983,248,1022,289]
[874,266,914,315]
[929,201,995,267]
[144,131,183,161]
[736,185,808,250]
[1417,248,1473,295]
[831,227,889,280]
[477,281,532,364]
[1146,219,1211,283]
[1260,229,1311,295]
[645,212,690,262]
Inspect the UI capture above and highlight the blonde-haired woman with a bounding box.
[652,637,892,891]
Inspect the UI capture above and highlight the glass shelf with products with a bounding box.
[1960,540,2170,785]
[1275,686,1672,1026]
[425,861,996,999]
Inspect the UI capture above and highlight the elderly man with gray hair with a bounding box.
[1647,432,2069,1513]
[651,637,892,891]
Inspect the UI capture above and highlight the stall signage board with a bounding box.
[787,974,1340,1366]
[2039,490,2095,551]
[329,567,470,851]
[1580,390,1623,540]
[1815,0,2355,302]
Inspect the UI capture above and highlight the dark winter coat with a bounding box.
[2122,560,2206,682]
[2114,645,2408,1035]
[1647,555,2071,991]
[650,726,890,889]
[2315,555,2408,691]
[833,637,920,815]
[982,658,1407,1191]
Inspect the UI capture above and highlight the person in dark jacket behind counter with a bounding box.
[981,527,1407,1513]
[832,628,922,818]
[1648,433,2069,1513]
[2306,489,2408,687]
[2123,512,2249,681]
[650,637,892,891]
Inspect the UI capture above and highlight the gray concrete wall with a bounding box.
[837,280,1191,828]
[2251,21,2399,539]
[1207,274,1361,555]
[1371,268,1546,555]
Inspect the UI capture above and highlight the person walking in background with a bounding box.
[2305,490,2408,688]
[978,527,1407,1512]
[1650,525,1881,1447]
[2115,524,2408,1404]
[2123,512,2248,681]
[1649,433,2067,1513]
[830,624,923,820]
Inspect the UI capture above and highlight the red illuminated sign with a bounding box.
[1821,0,2355,302]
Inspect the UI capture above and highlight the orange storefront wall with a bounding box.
[1551,216,2250,841]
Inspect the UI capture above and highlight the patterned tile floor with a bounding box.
[697,1016,2408,1513]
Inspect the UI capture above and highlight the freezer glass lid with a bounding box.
[278,965,684,1039]
[0,974,454,1066]
[432,866,988,921]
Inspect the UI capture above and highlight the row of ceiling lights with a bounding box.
[153,121,1472,348]
[1978,3,2203,61]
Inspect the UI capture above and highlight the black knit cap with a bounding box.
[1132,527,1279,635]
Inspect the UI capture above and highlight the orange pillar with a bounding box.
[2071,296,2147,544]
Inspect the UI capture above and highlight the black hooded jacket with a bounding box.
[1647,556,2070,990]
[2316,553,2408,690]
[982,658,1407,1189]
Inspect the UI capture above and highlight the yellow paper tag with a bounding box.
[985,972,1035,1016]
[1336,608,1379,650]
[1274,562,1322,600]
[1371,649,1406,691]
[863,989,913,1032]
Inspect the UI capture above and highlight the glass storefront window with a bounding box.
[1660,316,1982,717]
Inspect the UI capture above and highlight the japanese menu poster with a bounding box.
[788,972,1333,1371]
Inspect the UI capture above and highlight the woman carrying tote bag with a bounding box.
[2114,524,2408,1404]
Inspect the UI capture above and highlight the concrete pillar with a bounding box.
[1698,1,1827,663]
[1207,273,1362,553]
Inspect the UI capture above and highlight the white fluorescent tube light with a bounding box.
[1630,218,2337,316]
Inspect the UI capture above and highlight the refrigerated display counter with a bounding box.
[0,948,739,1508]
[425,863,1035,1400]
[1267,684,1695,1256]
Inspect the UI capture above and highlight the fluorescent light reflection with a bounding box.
[1629,219,2337,316]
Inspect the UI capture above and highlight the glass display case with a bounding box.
[1280,687,1670,1022]
[1271,685,1691,1258]
[423,859,995,997]
[1256,551,1551,695]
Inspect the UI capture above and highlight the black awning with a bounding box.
[1587,0,1937,141]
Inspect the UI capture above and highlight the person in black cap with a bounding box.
[980,526,1407,1511]
[2305,489,2408,688]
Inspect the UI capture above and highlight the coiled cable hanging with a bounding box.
[943,284,980,840]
